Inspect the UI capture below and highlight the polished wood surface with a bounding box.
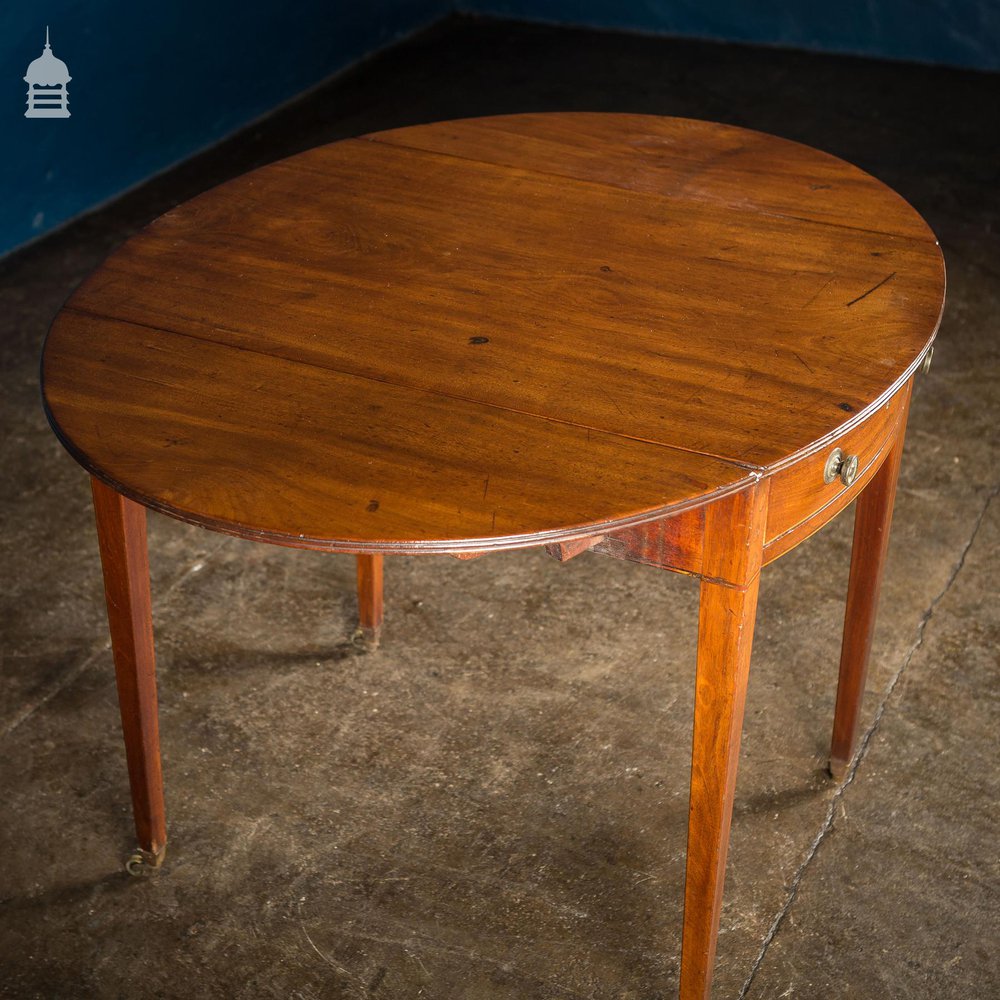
[42,113,944,552]
[43,313,747,553]
[763,385,908,563]
[91,477,166,865]
[369,114,937,240]
[355,554,384,647]
[41,114,946,997]
[830,387,912,778]
[681,482,768,999]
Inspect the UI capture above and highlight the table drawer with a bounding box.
[764,386,909,561]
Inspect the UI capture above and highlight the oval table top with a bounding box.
[42,113,945,554]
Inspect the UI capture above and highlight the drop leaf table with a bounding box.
[42,113,945,999]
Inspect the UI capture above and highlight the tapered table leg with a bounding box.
[680,483,767,1000]
[355,554,384,648]
[91,477,166,872]
[829,393,911,779]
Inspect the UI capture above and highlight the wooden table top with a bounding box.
[42,113,945,553]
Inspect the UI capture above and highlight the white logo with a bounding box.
[24,27,71,119]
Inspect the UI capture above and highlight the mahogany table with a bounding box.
[41,113,945,998]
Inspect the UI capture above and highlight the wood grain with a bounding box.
[367,113,938,241]
[680,481,768,999]
[91,477,167,862]
[544,535,603,562]
[355,554,384,646]
[44,313,750,551]
[829,385,912,778]
[593,508,704,577]
[43,114,944,555]
[764,388,904,544]
[66,137,941,468]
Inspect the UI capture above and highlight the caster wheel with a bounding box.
[124,845,166,876]
[351,625,381,652]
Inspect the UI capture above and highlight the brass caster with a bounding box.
[125,844,166,877]
[351,625,381,652]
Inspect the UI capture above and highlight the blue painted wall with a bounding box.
[459,0,1000,73]
[0,1,448,258]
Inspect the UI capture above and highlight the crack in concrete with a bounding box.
[0,532,231,742]
[738,479,1000,999]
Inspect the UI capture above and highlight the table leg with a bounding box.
[829,411,909,780]
[355,554,384,648]
[680,484,767,999]
[91,477,167,873]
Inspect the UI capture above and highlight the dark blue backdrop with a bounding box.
[459,0,1000,72]
[0,1,447,258]
[2,0,997,258]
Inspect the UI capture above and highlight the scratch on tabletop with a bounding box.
[598,386,625,416]
[792,351,814,374]
[846,272,896,307]
[802,276,833,308]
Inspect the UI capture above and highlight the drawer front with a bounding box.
[764,385,909,561]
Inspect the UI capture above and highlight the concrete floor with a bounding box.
[1,14,998,999]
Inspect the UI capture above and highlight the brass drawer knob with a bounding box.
[824,448,859,487]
